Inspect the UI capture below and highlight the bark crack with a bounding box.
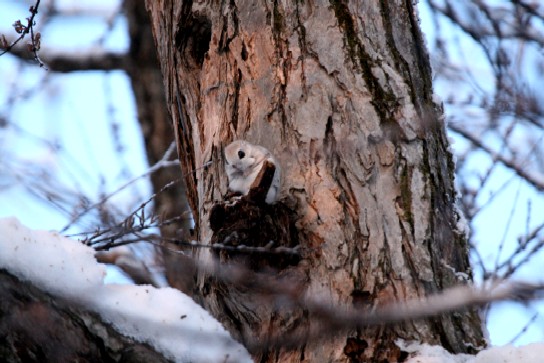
[378,0,418,111]
[265,0,289,135]
[294,1,308,94]
[231,68,242,132]
[218,0,239,53]
[329,0,398,124]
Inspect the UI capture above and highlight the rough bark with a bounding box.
[0,269,170,363]
[145,1,485,362]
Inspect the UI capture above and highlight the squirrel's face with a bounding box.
[225,140,262,175]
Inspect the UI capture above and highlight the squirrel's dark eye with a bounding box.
[238,150,245,159]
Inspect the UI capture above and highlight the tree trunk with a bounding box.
[124,0,196,295]
[145,1,485,361]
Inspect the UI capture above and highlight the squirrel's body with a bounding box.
[224,140,280,204]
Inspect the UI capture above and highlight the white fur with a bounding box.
[224,140,281,204]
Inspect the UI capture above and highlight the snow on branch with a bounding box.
[0,217,251,363]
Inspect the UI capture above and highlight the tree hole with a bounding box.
[175,13,212,66]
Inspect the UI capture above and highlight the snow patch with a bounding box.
[397,340,544,363]
[0,217,251,363]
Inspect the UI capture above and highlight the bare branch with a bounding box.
[60,142,181,232]
[186,257,544,350]
[449,123,544,191]
[43,51,127,72]
[0,0,46,68]
[95,247,161,287]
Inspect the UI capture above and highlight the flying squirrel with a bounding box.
[224,140,281,204]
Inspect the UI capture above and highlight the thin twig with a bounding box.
[60,142,183,232]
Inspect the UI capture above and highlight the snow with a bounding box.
[398,340,544,363]
[470,343,544,363]
[0,217,251,363]
[3,216,543,363]
[453,202,470,237]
